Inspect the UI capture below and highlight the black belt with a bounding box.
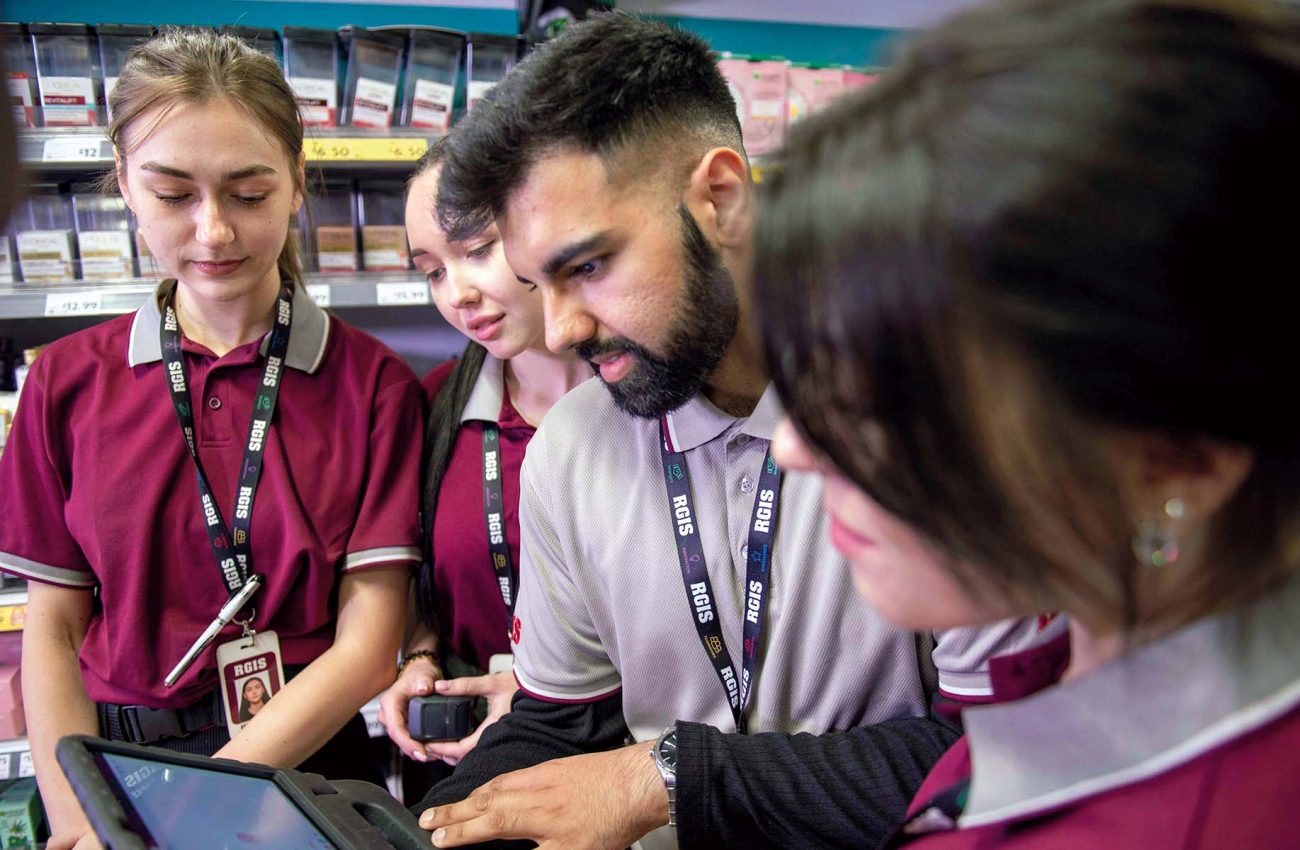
[98,689,223,744]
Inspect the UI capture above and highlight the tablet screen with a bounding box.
[96,752,337,850]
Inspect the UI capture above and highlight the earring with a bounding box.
[1132,498,1186,568]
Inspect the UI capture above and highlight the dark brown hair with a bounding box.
[408,139,490,630]
[435,12,743,241]
[755,0,1300,629]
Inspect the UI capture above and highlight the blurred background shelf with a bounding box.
[20,127,436,173]
[0,273,434,319]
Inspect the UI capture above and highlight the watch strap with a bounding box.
[652,726,678,828]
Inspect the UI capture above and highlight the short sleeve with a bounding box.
[342,363,424,572]
[932,618,1042,702]
[510,425,622,703]
[0,355,96,588]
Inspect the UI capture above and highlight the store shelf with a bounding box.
[20,127,436,171]
[0,737,33,781]
[0,588,27,633]
[0,273,433,320]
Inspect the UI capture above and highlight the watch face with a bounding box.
[659,732,678,771]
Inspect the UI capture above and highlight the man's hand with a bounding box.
[418,740,669,849]
[424,671,517,766]
[378,656,443,761]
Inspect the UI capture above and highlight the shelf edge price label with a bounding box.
[0,603,26,632]
[17,751,34,778]
[376,281,430,306]
[305,137,429,162]
[306,284,331,308]
[43,135,110,162]
[45,290,105,317]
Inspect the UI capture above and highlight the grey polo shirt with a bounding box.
[512,378,1036,746]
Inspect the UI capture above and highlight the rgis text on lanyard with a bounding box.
[482,424,516,613]
[659,417,783,734]
[161,283,293,687]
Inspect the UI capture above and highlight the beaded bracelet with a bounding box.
[397,649,438,674]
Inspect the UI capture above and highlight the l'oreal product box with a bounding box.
[73,189,135,281]
[398,27,465,132]
[96,23,152,119]
[15,186,77,283]
[339,26,406,130]
[465,32,521,112]
[283,27,340,128]
[309,179,359,273]
[29,22,103,127]
[357,181,409,271]
[717,53,788,157]
[1,23,41,128]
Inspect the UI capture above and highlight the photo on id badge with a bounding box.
[216,630,286,738]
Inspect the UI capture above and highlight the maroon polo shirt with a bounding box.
[423,354,532,671]
[0,281,423,708]
[892,579,1300,849]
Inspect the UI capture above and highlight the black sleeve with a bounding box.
[410,690,630,839]
[675,699,962,850]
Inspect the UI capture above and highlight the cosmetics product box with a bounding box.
[283,27,340,128]
[340,26,406,130]
[358,181,408,271]
[30,23,102,127]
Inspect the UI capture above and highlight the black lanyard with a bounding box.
[659,418,783,734]
[160,284,293,598]
[482,424,516,614]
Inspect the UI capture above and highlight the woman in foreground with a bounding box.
[755,0,1300,845]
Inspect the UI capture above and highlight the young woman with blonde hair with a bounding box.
[0,29,423,849]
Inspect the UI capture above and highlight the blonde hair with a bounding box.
[108,28,305,286]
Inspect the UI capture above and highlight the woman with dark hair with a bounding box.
[753,0,1300,846]
[377,141,588,772]
[238,676,270,723]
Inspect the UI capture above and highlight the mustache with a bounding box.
[575,336,654,363]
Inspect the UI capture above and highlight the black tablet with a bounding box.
[56,735,429,850]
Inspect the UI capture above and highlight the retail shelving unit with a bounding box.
[0,272,432,320]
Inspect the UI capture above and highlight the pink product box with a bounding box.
[843,70,880,90]
[787,66,845,124]
[0,633,19,667]
[0,704,24,739]
[718,58,789,157]
[0,665,18,712]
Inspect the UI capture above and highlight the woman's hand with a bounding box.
[423,671,518,766]
[46,824,101,850]
[377,656,443,761]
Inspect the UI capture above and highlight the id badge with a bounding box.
[488,653,514,675]
[215,630,286,739]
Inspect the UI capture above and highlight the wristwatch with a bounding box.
[652,725,678,828]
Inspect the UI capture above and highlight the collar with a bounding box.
[461,353,506,424]
[960,571,1300,828]
[662,382,785,452]
[127,279,331,373]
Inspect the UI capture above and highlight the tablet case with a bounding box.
[56,735,430,850]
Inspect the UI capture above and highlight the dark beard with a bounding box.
[576,205,739,419]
